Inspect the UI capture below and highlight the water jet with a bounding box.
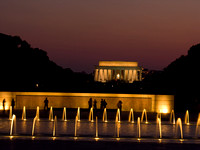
[128,108,134,123]
[22,106,26,120]
[115,108,120,123]
[141,109,148,123]
[62,107,67,121]
[102,108,107,122]
[170,109,175,124]
[10,114,16,136]
[176,118,183,139]
[89,107,94,122]
[185,110,190,125]
[49,106,54,121]
[36,106,40,121]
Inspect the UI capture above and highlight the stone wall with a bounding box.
[0,92,174,113]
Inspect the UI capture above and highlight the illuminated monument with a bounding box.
[94,61,142,83]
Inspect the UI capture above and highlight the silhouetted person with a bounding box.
[2,99,6,112]
[44,98,49,110]
[11,98,15,110]
[93,99,97,109]
[117,100,122,112]
[103,99,107,109]
[88,98,93,109]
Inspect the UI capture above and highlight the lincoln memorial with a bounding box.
[94,61,142,83]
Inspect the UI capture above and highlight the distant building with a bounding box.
[94,61,142,83]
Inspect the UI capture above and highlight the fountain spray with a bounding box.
[77,107,80,121]
[32,116,37,136]
[36,106,40,121]
[62,107,67,121]
[176,118,183,139]
[49,106,54,121]
[89,107,94,122]
[195,113,200,137]
[102,108,107,122]
[128,108,134,123]
[137,117,141,139]
[156,118,162,139]
[184,110,190,125]
[53,116,57,137]
[10,114,16,136]
[22,106,26,120]
[115,108,120,122]
[170,109,175,124]
[141,109,148,123]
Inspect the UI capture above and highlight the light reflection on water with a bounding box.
[0,119,198,138]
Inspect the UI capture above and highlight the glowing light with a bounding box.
[10,136,13,140]
[162,108,168,113]
[116,74,120,79]
[158,139,162,143]
[179,139,184,142]
[0,105,9,110]
[52,137,56,140]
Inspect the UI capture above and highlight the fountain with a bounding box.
[102,108,107,122]
[156,112,161,122]
[170,109,175,124]
[115,121,120,138]
[22,106,26,120]
[156,118,162,139]
[32,116,37,136]
[2,106,200,143]
[89,107,94,122]
[95,116,98,139]
[185,110,190,125]
[62,107,67,121]
[137,117,141,139]
[10,114,16,136]
[53,116,57,137]
[49,106,54,121]
[9,106,12,120]
[74,116,78,137]
[128,108,134,123]
[176,118,183,139]
[36,106,40,121]
[115,108,120,122]
[77,107,80,122]
[141,109,148,123]
[195,113,200,137]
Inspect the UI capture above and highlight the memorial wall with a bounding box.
[0,92,174,113]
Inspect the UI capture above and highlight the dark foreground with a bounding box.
[1,139,200,150]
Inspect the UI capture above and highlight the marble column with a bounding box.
[123,70,126,80]
[94,69,99,81]
[119,69,122,80]
[139,70,142,81]
[103,69,108,82]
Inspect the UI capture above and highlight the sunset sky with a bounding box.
[1,0,200,73]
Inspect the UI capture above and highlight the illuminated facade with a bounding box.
[94,61,142,83]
